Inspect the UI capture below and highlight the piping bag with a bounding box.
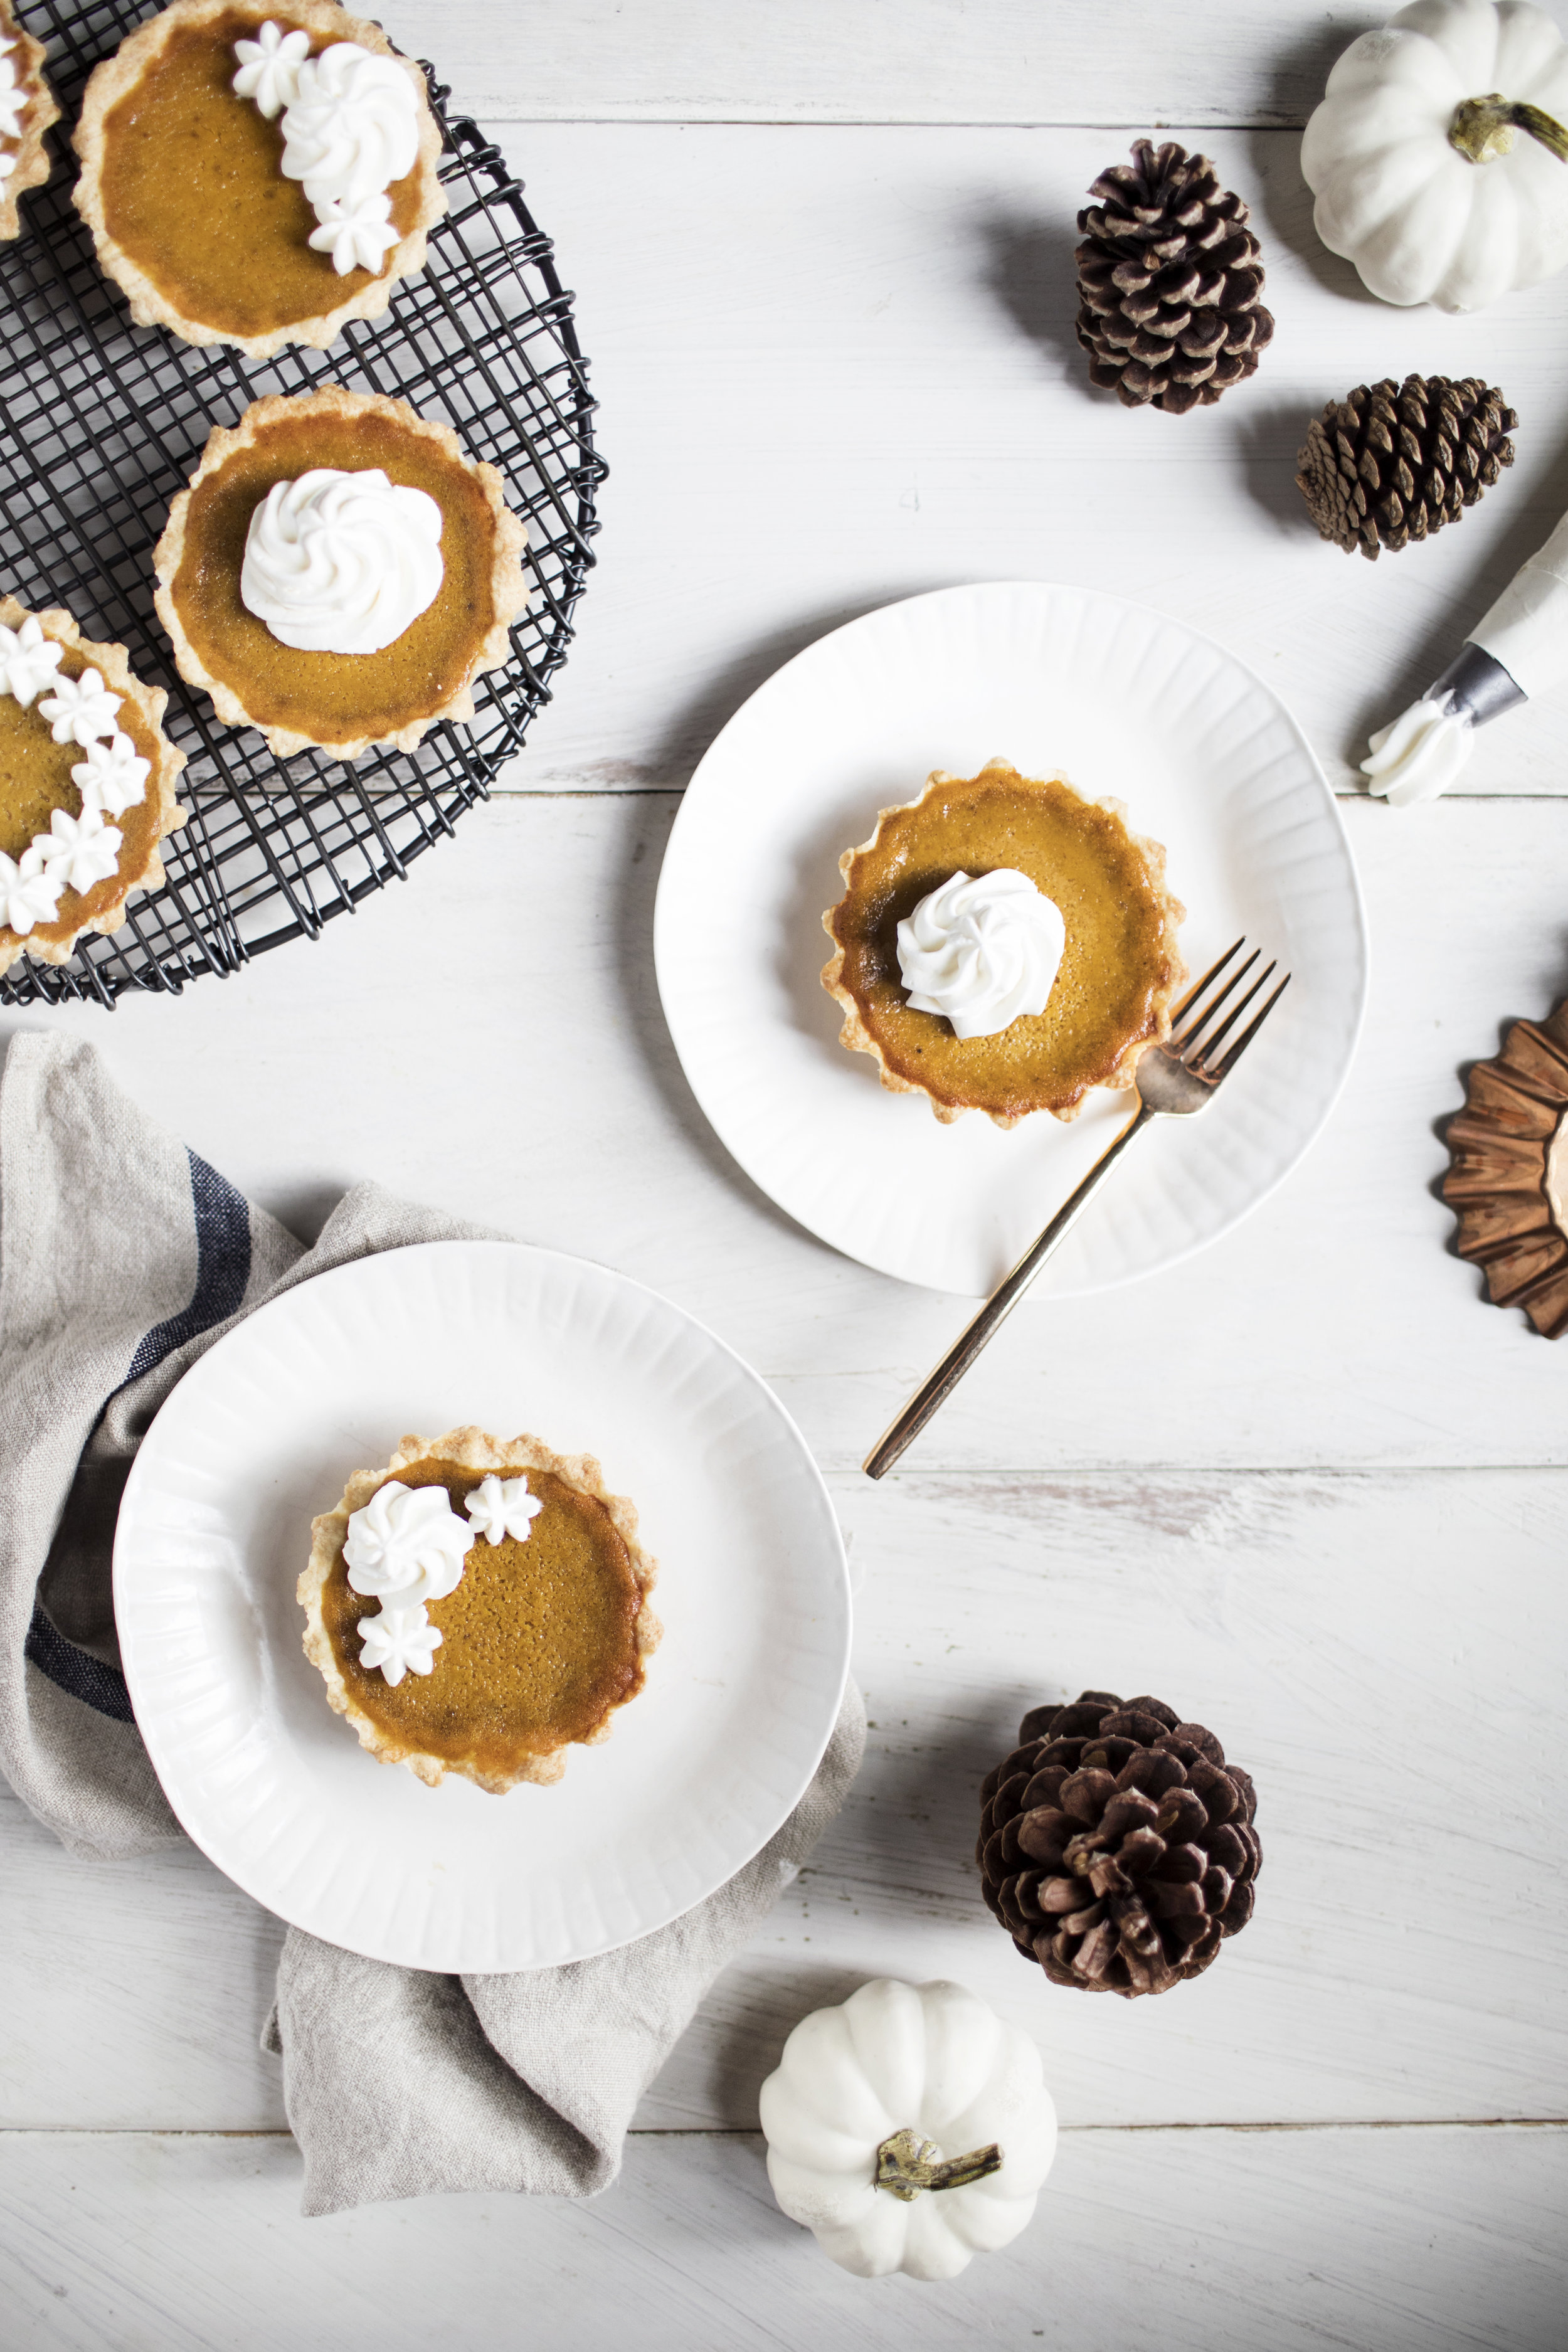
[1362,509,1568,807]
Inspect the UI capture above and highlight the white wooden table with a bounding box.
[4,4,1567,2343]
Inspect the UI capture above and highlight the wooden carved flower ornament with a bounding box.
[1303,0,1568,310]
[759,1979,1057,2280]
[1444,1000,1568,1335]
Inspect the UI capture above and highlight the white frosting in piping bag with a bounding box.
[1470,509,1568,702]
[1361,696,1475,807]
[1365,509,1568,806]
[240,468,444,655]
[896,868,1066,1039]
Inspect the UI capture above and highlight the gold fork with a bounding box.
[862,940,1291,1479]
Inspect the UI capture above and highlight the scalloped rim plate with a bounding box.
[654,581,1368,1297]
[114,1241,851,1972]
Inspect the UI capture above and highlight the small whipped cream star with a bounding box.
[0,54,26,144]
[37,804,122,894]
[38,666,122,747]
[464,1473,544,1547]
[358,1605,441,1687]
[0,615,63,707]
[73,731,150,818]
[0,842,63,935]
[307,191,399,276]
[232,22,311,119]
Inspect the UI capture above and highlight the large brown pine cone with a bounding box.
[1295,374,1517,559]
[977,1690,1261,1997]
[1075,139,1274,414]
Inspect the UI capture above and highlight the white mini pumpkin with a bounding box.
[1302,0,1568,311]
[758,1978,1057,2280]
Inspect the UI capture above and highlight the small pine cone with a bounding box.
[1296,374,1517,560]
[1074,138,1274,415]
[977,1690,1261,1998]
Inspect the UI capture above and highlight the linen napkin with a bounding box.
[0,1031,864,2214]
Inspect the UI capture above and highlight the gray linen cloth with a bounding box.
[0,1032,864,2213]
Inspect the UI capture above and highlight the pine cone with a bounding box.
[1296,374,1517,560]
[1075,139,1274,414]
[977,1690,1261,1997]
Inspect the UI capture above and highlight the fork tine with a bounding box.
[1168,936,1244,1027]
[1171,947,1260,1056]
[1209,973,1292,1081]
[1190,958,1276,1065]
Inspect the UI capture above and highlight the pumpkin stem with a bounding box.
[874,2127,1004,2201]
[1449,93,1568,166]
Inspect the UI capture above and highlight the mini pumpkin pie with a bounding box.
[0,1,59,241]
[0,597,186,978]
[73,0,446,356]
[822,758,1185,1128]
[153,385,527,758]
[300,1427,661,1793]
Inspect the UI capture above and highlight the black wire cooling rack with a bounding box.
[0,0,603,1007]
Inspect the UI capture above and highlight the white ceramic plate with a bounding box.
[655,581,1367,1297]
[114,1241,850,1973]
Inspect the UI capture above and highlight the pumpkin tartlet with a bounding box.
[0,597,186,978]
[0,0,59,241]
[73,0,446,356]
[153,385,528,759]
[300,1428,661,1794]
[822,758,1185,1128]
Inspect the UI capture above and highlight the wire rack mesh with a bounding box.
[0,0,603,1008]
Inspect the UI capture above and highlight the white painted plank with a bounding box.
[6,1470,1567,2132]
[376,2,1365,128]
[479,123,1568,800]
[7,792,1568,1477]
[0,1780,285,2131]
[1,2126,1562,2351]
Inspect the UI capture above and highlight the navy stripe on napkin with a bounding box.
[26,1150,253,1722]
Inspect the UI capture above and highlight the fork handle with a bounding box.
[862,1101,1157,1480]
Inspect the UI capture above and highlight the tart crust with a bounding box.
[300,1427,662,1794]
[72,0,447,356]
[821,758,1187,1130]
[0,0,60,242]
[152,384,529,759]
[0,597,187,978]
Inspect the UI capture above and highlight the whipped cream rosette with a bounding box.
[896,869,1066,1039]
[240,467,445,655]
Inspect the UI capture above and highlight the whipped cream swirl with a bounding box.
[240,468,444,656]
[279,43,419,215]
[344,1479,474,1607]
[896,868,1066,1039]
